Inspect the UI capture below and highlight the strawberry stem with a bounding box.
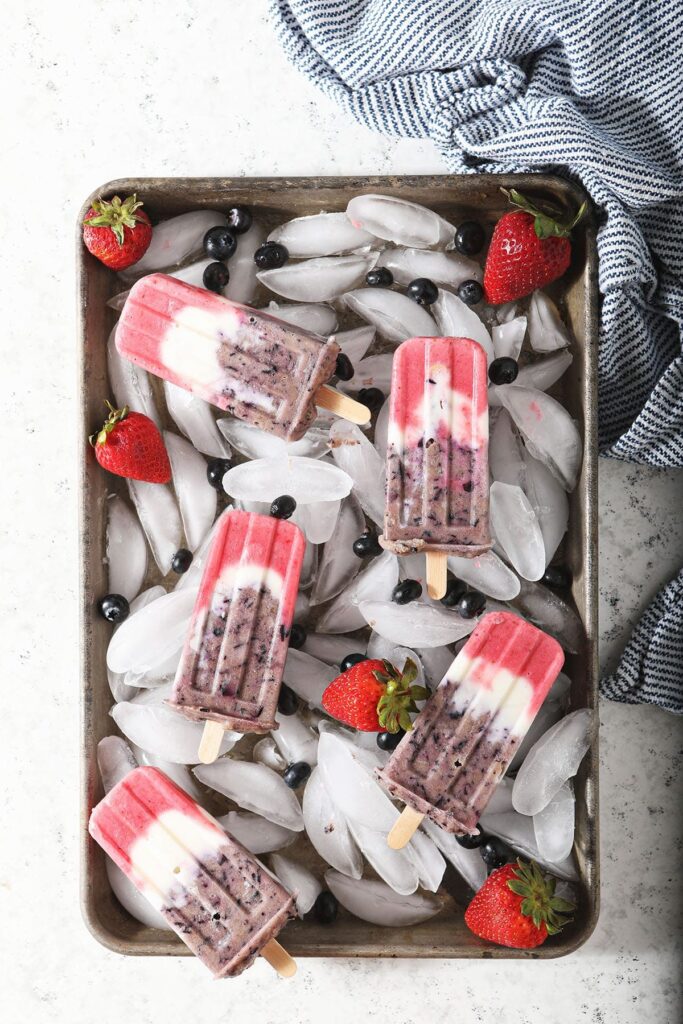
[85,194,146,246]
[501,188,586,240]
[375,658,430,733]
[89,400,129,446]
[506,859,575,936]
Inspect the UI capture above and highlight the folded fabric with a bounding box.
[272,0,683,711]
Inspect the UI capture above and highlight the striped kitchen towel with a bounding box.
[271,0,683,712]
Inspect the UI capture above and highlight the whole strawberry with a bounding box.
[83,194,152,270]
[90,402,171,483]
[483,189,586,304]
[465,858,574,949]
[322,658,428,732]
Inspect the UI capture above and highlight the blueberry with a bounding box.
[202,261,230,293]
[172,548,193,574]
[226,205,252,235]
[203,226,237,261]
[314,890,339,924]
[407,277,438,306]
[480,837,513,870]
[352,530,383,558]
[392,579,422,604]
[288,623,307,649]
[277,683,299,716]
[457,279,484,306]
[206,457,231,491]
[457,589,486,619]
[542,564,572,589]
[254,242,288,269]
[340,652,368,673]
[454,221,486,256]
[270,494,296,519]
[456,831,487,849]
[357,387,385,413]
[377,729,406,751]
[335,353,354,381]
[98,593,130,624]
[283,761,312,789]
[488,357,519,385]
[366,267,393,288]
[441,577,467,608]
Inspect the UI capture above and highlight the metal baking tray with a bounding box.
[79,174,599,961]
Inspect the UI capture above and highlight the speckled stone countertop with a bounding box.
[3,2,682,1022]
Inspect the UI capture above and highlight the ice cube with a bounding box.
[164,431,216,551]
[118,210,227,281]
[343,288,437,342]
[328,419,385,526]
[163,381,231,459]
[405,828,446,893]
[303,632,367,666]
[360,599,478,648]
[347,818,419,895]
[316,551,399,633]
[489,409,527,488]
[511,579,583,653]
[481,776,514,817]
[283,649,337,709]
[290,500,343,545]
[330,325,376,365]
[488,351,574,407]
[481,811,578,880]
[497,385,582,490]
[374,397,390,460]
[512,709,596,815]
[294,591,310,623]
[272,711,319,766]
[106,495,147,602]
[131,746,205,803]
[324,870,442,926]
[422,818,487,892]
[111,701,238,764]
[337,353,394,400]
[258,254,376,302]
[107,587,197,675]
[110,258,215,311]
[253,737,288,772]
[533,781,575,862]
[174,510,227,591]
[522,448,569,565]
[217,417,330,461]
[97,736,138,792]
[346,194,455,249]
[310,494,365,606]
[223,220,267,304]
[509,684,570,772]
[302,767,363,878]
[432,290,494,364]
[107,326,160,427]
[415,645,454,689]
[264,300,337,335]
[193,759,305,831]
[317,731,397,832]
[126,478,182,576]
[448,549,521,601]
[490,481,545,581]
[268,211,377,257]
[528,291,571,352]
[492,316,527,360]
[497,302,518,323]
[106,858,172,931]
[376,246,481,287]
[223,456,351,505]
[270,854,323,917]
[217,812,297,855]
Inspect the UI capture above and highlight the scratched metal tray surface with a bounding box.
[79,174,599,961]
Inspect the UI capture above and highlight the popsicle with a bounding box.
[381,336,491,598]
[378,611,564,848]
[169,509,305,763]
[89,766,297,977]
[115,273,369,440]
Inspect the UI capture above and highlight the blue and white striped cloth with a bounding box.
[271,0,683,712]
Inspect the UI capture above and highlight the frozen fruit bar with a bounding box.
[169,510,305,734]
[89,766,296,977]
[382,336,491,556]
[379,612,564,843]
[116,273,341,441]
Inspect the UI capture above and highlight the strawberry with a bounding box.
[83,194,152,270]
[90,402,171,483]
[321,658,428,732]
[483,189,586,304]
[464,859,574,949]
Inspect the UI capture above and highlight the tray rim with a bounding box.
[79,172,600,962]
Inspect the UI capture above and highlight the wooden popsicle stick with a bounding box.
[316,384,371,425]
[261,938,297,978]
[387,806,425,850]
[198,720,225,764]
[426,551,448,600]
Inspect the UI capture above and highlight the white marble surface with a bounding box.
[2,2,682,1022]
